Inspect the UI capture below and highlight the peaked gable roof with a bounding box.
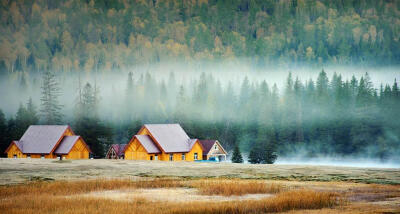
[4,141,23,154]
[199,140,227,154]
[19,125,70,154]
[110,144,128,156]
[54,136,80,154]
[135,135,161,153]
[141,124,194,153]
[188,139,202,150]
[199,140,217,154]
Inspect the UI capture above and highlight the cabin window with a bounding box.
[41,155,45,159]
[194,153,198,160]
[169,154,173,161]
[215,145,218,150]
[182,153,185,160]
[155,155,158,160]
[150,156,153,160]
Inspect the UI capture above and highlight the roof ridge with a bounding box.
[144,123,180,126]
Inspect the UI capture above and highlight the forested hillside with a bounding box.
[1,0,400,73]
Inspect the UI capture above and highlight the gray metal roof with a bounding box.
[19,125,69,154]
[188,139,199,150]
[13,141,23,151]
[54,135,80,154]
[144,124,192,153]
[135,135,161,153]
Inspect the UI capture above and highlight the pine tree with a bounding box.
[26,98,39,125]
[248,144,262,164]
[74,82,112,158]
[19,72,28,91]
[15,103,28,138]
[125,71,135,120]
[40,70,63,124]
[392,79,399,97]
[264,137,278,164]
[5,117,18,147]
[316,69,329,101]
[0,109,8,157]
[14,98,39,139]
[231,143,243,163]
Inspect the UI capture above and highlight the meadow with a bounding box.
[0,159,399,213]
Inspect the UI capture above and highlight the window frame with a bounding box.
[194,153,198,160]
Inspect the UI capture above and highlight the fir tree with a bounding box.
[15,103,28,138]
[74,82,112,158]
[264,139,278,164]
[0,109,7,157]
[248,144,262,164]
[125,71,135,120]
[40,71,63,124]
[26,98,39,125]
[231,143,243,163]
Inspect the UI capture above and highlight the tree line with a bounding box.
[0,69,399,163]
[1,0,400,74]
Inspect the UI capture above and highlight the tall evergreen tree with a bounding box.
[26,98,39,125]
[15,103,28,138]
[264,133,278,164]
[248,143,262,164]
[0,109,8,156]
[231,143,243,163]
[40,71,63,124]
[74,82,112,158]
[125,71,135,120]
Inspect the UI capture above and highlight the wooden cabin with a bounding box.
[4,125,91,159]
[124,124,204,161]
[106,144,127,159]
[199,140,227,161]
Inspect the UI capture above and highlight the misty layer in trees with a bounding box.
[40,71,63,124]
[74,82,113,158]
[1,0,400,74]
[0,69,399,160]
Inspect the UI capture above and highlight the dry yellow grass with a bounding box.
[0,178,188,198]
[168,190,339,214]
[0,178,282,198]
[0,178,341,214]
[2,178,399,213]
[191,179,283,196]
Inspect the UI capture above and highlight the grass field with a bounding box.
[0,159,399,213]
[0,158,399,185]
